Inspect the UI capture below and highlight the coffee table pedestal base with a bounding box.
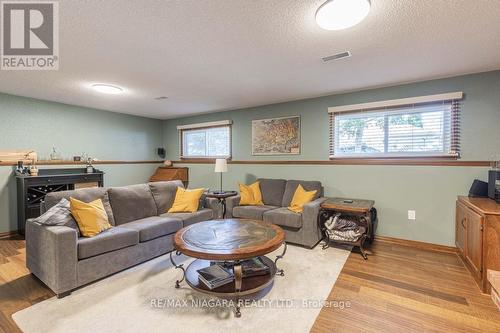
[174,255,281,317]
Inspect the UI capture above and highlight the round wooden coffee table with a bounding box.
[169,219,287,317]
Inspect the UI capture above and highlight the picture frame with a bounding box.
[251,116,301,155]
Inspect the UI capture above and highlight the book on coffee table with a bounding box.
[241,257,271,277]
[197,264,234,289]
[217,257,271,277]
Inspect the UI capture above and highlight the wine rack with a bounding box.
[16,168,104,234]
[26,184,70,206]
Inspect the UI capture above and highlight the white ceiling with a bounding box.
[1,0,500,119]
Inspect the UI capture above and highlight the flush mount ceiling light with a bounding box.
[91,83,124,94]
[316,0,371,30]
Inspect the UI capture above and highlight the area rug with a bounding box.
[13,244,350,333]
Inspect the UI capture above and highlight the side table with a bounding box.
[206,191,238,218]
[318,197,378,260]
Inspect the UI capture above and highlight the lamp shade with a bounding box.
[214,158,228,173]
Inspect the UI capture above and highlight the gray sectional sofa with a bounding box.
[225,178,326,248]
[25,180,215,298]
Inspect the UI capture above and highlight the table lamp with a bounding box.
[214,158,228,193]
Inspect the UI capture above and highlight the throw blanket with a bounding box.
[324,213,359,231]
[324,213,363,242]
[326,228,363,242]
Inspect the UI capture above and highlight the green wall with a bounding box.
[0,93,162,233]
[163,71,500,246]
[1,71,499,244]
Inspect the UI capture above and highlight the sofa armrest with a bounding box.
[26,220,78,295]
[302,197,327,229]
[225,195,241,218]
[204,197,221,219]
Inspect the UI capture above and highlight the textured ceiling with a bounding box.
[1,0,500,119]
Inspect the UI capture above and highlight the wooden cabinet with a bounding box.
[16,168,104,234]
[456,196,500,293]
[455,202,466,254]
[149,167,189,187]
[465,208,483,279]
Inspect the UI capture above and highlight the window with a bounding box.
[178,120,232,159]
[328,92,462,158]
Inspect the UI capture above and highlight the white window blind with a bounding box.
[178,121,232,159]
[328,94,461,158]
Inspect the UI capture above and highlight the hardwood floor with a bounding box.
[311,241,500,333]
[0,236,498,332]
[0,235,53,333]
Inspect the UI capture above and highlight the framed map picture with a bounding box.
[252,116,300,155]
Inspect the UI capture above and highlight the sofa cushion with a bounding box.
[77,227,139,259]
[148,180,184,214]
[118,216,182,242]
[32,198,80,233]
[107,184,158,225]
[232,205,279,220]
[70,198,112,237]
[257,178,287,207]
[239,182,264,205]
[282,180,322,207]
[161,208,213,227]
[168,187,205,213]
[263,207,302,229]
[45,188,116,226]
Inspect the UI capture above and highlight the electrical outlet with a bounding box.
[408,210,416,220]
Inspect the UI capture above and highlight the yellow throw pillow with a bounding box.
[168,187,205,213]
[239,181,263,206]
[288,184,317,213]
[70,198,111,237]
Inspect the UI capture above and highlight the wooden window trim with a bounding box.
[329,155,459,161]
[329,156,460,161]
[178,157,233,163]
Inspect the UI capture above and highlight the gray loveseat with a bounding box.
[26,180,215,298]
[225,178,326,248]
